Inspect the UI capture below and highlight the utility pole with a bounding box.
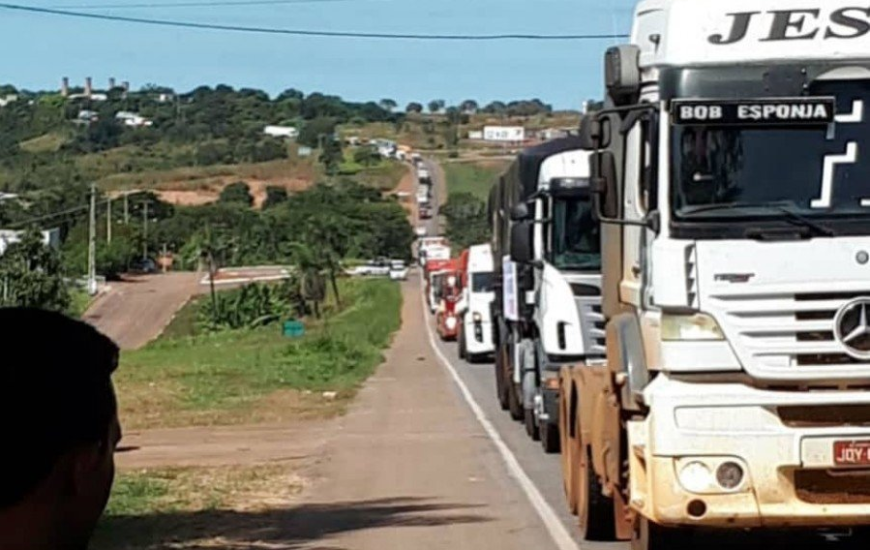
[124,192,129,224]
[87,183,97,296]
[142,199,149,260]
[106,197,112,244]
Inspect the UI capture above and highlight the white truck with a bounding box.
[559,0,870,547]
[489,137,604,452]
[510,144,604,452]
[458,243,497,362]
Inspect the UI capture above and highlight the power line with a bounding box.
[5,203,91,229]
[1,3,629,41]
[47,0,353,9]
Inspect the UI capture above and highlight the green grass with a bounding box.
[115,278,402,429]
[105,472,174,517]
[158,296,201,339]
[19,131,69,153]
[92,464,304,550]
[67,289,93,318]
[443,161,507,200]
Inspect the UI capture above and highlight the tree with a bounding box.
[0,228,69,311]
[483,101,507,116]
[263,186,288,209]
[460,99,479,114]
[405,102,423,114]
[379,98,397,112]
[428,99,445,114]
[219,182,254,207]
[318,137,343,177]
[289,242,326,318]
[353,146,381,167]
[297,116,338,148]
[441,192,491,251]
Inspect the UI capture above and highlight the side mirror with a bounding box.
[577,114,599,149]
[510,221,534,264]
[604,45,641,106]
[510,202,531,221]
[591,151,619,220]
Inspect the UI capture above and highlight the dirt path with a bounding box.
[83,272,200,350]
[287,276,556,549]
[116,421,329,469]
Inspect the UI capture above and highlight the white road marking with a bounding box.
[419,284,581,550]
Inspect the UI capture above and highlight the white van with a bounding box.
[458,243,495,362]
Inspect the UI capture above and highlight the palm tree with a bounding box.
[289,242,327,318]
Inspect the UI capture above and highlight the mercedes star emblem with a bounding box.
[834,298,870,360]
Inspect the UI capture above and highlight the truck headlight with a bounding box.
[472,312,482,323]
[661,312,724,341]
[679,461,713,493]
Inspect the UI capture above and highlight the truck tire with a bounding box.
[458,323,467,361]
[577,440,615,540]
[631,518,684,550]
[496,347,509,411]
[508,381,524,421]
[561,390,579,515]
[540,421,560,454]
[525,408,540,440]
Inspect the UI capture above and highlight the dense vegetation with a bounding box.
[440,161,507,251]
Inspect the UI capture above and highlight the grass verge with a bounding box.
[92,464,303,550]
[115,278,402,430]
[443,161,506,200]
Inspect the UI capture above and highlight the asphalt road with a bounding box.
[417,157,614,550]
[419,158,861,550]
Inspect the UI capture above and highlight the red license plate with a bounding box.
[833,440,870,466]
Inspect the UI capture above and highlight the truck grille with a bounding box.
[711,289,870,381]
[576,297,606,356]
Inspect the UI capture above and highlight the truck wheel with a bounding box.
[540,421,560,454]
[508,382,524,421]
[524,408,540,440]
[631,518,684,550]
[458,325,467,360]
[561,392,579,515]
[495,348,509,411]
[578,447,615,541]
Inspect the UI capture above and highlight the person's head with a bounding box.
[0,308,121,549]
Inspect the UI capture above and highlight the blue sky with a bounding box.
[0,0,635,109]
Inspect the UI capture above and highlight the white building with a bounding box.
[0,229,60,256]
[263,125,298,139]
[0,94,18,108]
[483,126,525,142]
[115,111,153,127]
[468,130,484,140]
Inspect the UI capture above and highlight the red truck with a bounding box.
[435,259,462,341]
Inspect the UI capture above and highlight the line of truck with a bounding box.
[439,0,870,547]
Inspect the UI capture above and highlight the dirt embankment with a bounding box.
[154,177,312,208]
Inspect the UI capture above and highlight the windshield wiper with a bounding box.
[681,201,835,236]
[772,205,835,237]
[681,200,793,216]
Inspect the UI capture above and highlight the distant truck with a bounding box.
[436,265,463,341]
[457,244,496,362]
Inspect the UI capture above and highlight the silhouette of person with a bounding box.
[0,308,121,550]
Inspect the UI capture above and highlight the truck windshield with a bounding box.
[551,197,601,271]
[472,272,494,292]
[672,80,870,226]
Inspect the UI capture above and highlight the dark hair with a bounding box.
[0,308,119,508]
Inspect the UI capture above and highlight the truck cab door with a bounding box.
[621,116,656,309]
